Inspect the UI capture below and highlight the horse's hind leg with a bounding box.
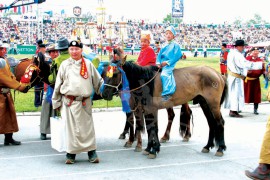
[160,108,174,143]
[197,98,216,153]
[214,115,226,157]
[179,103,192,142]
[144,110,160,159]
[199,97,226,156]
[124,112,135,148]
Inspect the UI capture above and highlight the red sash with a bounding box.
[80,58,88,79]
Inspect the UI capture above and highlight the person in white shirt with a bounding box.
[224,40,264,118]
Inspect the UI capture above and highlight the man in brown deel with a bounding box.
[0,41,27,145]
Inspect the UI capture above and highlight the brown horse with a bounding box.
[102,48,227,159]
[8,52,51,92]
[95,61,192,152]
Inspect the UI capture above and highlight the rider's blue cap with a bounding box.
[165,26,176,36]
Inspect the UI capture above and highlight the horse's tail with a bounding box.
[220,75,228,105]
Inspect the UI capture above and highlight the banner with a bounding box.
[16,45,36,55]
[172,0,184,18]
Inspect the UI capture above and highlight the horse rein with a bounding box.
[126,67,161,93]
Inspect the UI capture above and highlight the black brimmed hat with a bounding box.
[55,37,69,50]
[36,39,43,45]
[69,40,83,48]
[39,44,46,48]
[234,39,248,46]
[46,44,57,52]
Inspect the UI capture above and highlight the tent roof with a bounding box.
[249,41,270,47]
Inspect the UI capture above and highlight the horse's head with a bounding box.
[110,47,127,65]
[102,63,122,101]
[19,52,51,92]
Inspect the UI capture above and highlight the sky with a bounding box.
[1,0,270,24]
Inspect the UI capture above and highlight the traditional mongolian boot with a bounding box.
[4,133,21,145]
[229,110,243,118]
[245,163,270,180]
[40,133,47,140]
[254,103,259,115]
[88,150,99,163]
[65,153,76,164]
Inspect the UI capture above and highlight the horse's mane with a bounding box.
[123,61,157,80]
[122,61,158,95]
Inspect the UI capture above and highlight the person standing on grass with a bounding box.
[34,43,46,108]
[220,43,229,76]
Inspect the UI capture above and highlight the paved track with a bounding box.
[0,103,269,180]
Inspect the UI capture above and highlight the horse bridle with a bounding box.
[103,70,123,95]
[103,63,161,94]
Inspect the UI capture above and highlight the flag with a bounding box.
[18,6,21,14]
[22,6,25,14]
[0,4,3,13]
[44,10,53,17]
[61,9,65,15]
[14,6,17,13]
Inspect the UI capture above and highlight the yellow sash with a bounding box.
[244,77,257,83]
[228,69,245,80]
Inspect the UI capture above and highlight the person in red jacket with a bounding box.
[220,43,228,76]
[244,47,265,115]
[136,33,156,66]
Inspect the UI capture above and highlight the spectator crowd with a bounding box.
[1,17,270,49]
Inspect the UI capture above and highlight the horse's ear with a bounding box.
[109,55,114,62]
[121,55,127,65]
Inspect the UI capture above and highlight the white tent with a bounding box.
[249,41,270,47]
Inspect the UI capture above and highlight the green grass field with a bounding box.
[9,54,268,112]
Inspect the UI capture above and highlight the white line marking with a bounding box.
[19,156,257,180]
[0,143,202,160]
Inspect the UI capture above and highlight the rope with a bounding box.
[120,67,161,93]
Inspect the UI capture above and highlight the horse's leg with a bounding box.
[134,107,144,152]
[160,108,174,143]
[179,103,192,142]
[124,112,135,148]
[196,97,216,153]
[214,113,226,157]
[119,113,131,139]
[143,110,160,159]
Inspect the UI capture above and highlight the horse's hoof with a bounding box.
[182,137,189,142]
[142,150,150,155]
[134,146,142,152]
[160,138,168,143]
[215,151,224,157]
[124,142,132,148]
[119,134,126,139]
[147,153,156,159]
[201,148,210,153]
